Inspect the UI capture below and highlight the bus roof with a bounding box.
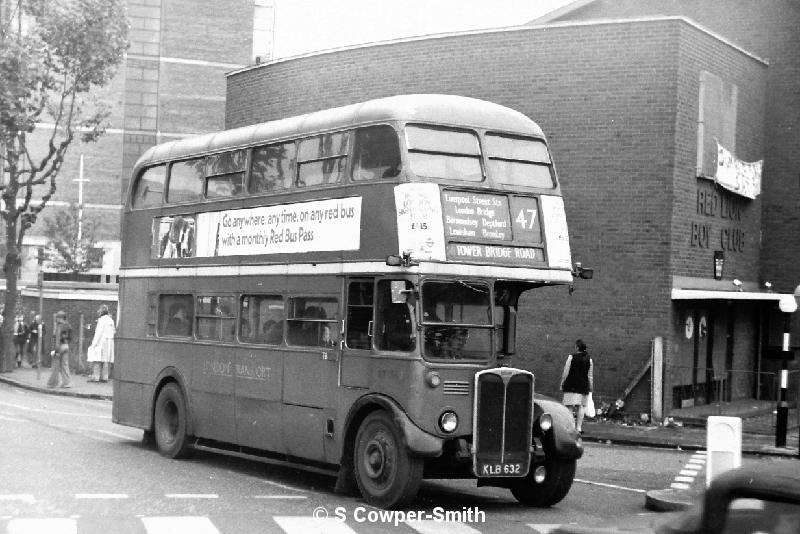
[133,94,545,168]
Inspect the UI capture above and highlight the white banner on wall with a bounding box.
[394,183,446,261]
[192,197,362,257]
[715,142,762,200]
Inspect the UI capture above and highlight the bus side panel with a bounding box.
[234,347,284,453]
[341,184,398,263]
[189,342,236,443]
[113,278,157,428]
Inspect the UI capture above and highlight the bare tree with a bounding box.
[0,0,128,371]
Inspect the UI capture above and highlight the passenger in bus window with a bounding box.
[165,304,191,336]
[261,319,283,344]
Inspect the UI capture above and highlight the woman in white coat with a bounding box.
[88,304,116,382]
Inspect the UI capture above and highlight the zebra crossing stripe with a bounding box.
[273,517,358,534]
[6,518,77,534]
[405,519,483,534]
[140,516,220,534]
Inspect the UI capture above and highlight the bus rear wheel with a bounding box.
[154,383,193,459]
[509,457,576,507]
[354,411,422,509]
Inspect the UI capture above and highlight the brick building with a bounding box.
[224,0,799,416]
[7,1,271,368]
[12,0,269,286]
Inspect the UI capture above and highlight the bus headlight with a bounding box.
[438,411,458,433]
[425,370,441,388]
[539,413,553,432]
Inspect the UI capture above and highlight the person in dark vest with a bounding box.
[560,339,593,433]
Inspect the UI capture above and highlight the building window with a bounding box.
[252,0,275,63]
[697,71,738,178]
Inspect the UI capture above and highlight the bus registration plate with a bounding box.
[477,461,525,477]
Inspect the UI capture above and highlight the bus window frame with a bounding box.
[296,131,350,188]
[286,296,339,348]
[157,293,195,338]
[166,157,207,205]
[204,149,248,199]
[239,293,285,345]
[404,124,485,183]
[194,294,237,343]
[483,132,556,189]
[131,164,167,208]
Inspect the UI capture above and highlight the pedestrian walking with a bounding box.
[87,304,115,382]
[26,312,43,368]
[560,339,593,433]
[47,311,72,388]
[13,314,28,368]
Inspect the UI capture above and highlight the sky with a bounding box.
[271,0,574,59]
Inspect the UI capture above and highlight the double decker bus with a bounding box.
[114,94,587,509]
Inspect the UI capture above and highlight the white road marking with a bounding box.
[406,520,483,533]
[5,518,76,534]
[0,400,107,419]
[670,482,691,490]
[0,414,25,422]
[257,478,307,493]
[527,525,564,534]
[574,478,646,493]
[140,516,220,534]
[252,495,308,499]
[674,476,695,483]
[164,493,219,499]
[0,495,35,504]
[75,493,129,499]
[274,517,357,534]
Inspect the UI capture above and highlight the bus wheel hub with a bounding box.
[364,438,388,479]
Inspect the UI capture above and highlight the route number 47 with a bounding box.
[515,209,538,229]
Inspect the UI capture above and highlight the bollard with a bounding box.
[706,416,741,487]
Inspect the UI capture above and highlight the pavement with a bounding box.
[1,364,798,513]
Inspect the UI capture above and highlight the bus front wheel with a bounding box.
[510,457,576,507]
[353,411,423,509]
[154,383,193,459]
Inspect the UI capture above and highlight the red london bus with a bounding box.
[113,94,589,509]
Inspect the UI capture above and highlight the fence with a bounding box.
[668,365,800,435]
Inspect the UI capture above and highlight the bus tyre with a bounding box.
[354,411,423,509]
[154,383,193,459]
[510,457,576,507]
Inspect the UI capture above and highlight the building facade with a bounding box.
[224,1,799,415]
[13,0,268,286]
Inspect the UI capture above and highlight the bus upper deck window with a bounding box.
[484,134,555,188]
[250,142,296,194]
[132,165,166,208]
[167,158,205,203]
[205,150,245,198]
[297,132,349,187]
[405,125,482,182]
[351,125,401,181]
